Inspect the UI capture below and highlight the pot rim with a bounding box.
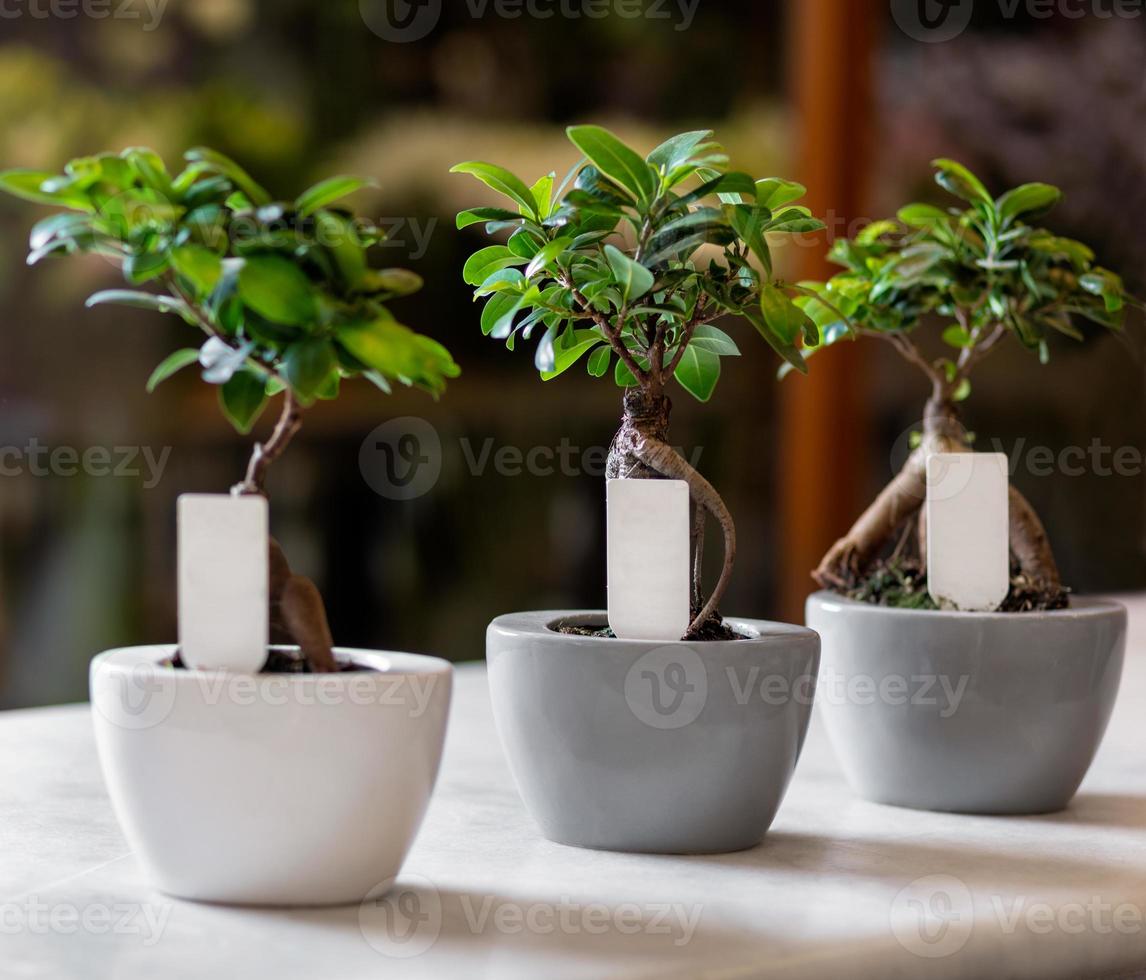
[488,609,817,646]
[91,644,452,685]
[806,590,1126,622]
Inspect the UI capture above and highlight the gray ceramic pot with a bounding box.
[806,592,1126,815]
[486,611,820,854]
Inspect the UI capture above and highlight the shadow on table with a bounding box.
[225,885,777,973]
[679,828,1144,896]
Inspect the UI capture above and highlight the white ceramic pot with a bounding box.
[90,645,452,906]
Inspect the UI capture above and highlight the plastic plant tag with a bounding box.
[178,494,269,672]
[607,478,690,641]
[926,453,1009,612]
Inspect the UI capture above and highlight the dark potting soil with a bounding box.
[164,650,375,673]
[553,619,747,641]
[843,557,1070,612]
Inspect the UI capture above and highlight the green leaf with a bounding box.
[219,369,269,434]
[942,325,974,349]
[587,345,612,377]
[170,245,223,296]
[643,209,736,267]
[604,244,654,301]
[745,306,807,375]
[480,291,524,337]
[362,268,424,297]
[566,125,656,203]
[952,378,972,402]
[450,161,540,219]
[296,176,373,217]
[29,212,92,250]
[122,147,173,196]
[124,251,171,285]
[530,173,554,219]
[238,255,317,326]
[727,204,772,275]
[856,220,898,244]
[540,329,604,380]
[760,283,814,345]
[897,203,951,228]
[525,237,573,279]
[284,338,337,405]
[464,245,520,286]
[688,324,740,356]
[997,183,1061,225]
[765,208,825,234]
[0,170,94,210]
[456,206,522,230]
[673,345,721,402]
[336,317,460,392]
[647,130,713,172]
[755,178,807,211]
[185,147,271,206]
[932,158,993,207]
[315,210,367,288]
[85,290,190,316]
[146,348,200,393]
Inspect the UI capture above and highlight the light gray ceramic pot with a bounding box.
[486,611,820,854]
[806,592,1126,815]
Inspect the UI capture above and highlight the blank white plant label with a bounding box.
[607,479,690,641]
[178,494,268,672]
[926,453,1009,612]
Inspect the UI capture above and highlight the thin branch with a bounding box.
[957,321,1007,376]
[561,275,649,383]
[233,389,304,496]
[882,332,943,389]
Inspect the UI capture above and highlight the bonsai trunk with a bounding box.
[233,390,338,673]
[607,387,737,639]
[815,390,1062,595]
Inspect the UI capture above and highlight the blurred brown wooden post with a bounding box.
[777,0,882,622]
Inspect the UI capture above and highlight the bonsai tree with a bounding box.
[0,147,459,670]
[792,159,1139,609]
[453,126,826,638]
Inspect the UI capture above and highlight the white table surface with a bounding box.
[4,601,1146,980]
